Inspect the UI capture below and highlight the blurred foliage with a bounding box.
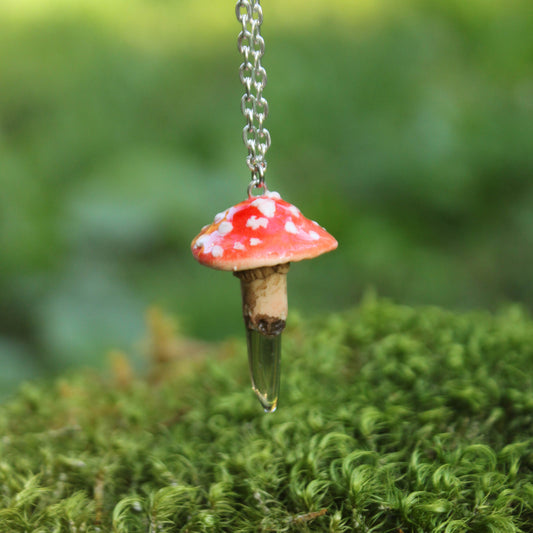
[0,0,532,388]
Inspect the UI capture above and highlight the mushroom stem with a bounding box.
[234,263,290,336]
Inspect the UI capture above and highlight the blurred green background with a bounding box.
[0,0,532,394]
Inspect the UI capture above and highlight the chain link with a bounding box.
[236,0,271,194]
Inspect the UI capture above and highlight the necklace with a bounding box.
[236,0,270,196]
[191,1,337,412]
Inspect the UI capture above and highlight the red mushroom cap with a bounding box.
[191,191,338,271]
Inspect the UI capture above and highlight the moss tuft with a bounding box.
[1,297,532,531]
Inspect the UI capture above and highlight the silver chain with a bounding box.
[236,0,271,194]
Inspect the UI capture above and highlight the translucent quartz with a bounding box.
[246,328,281,413]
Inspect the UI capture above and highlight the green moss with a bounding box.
[1,297,532,532]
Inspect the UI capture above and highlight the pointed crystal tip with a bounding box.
[253,388,278,413]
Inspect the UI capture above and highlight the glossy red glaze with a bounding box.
[191,192,338,271]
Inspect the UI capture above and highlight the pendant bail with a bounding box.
[247,174,268,198]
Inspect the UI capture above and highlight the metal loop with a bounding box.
[246,155,256,171]
[251,35,265,56]
[256,129,271,149]
[235,1,252,23]
[252,3,263,24]
[247,178,267,198]
[237,31,252,53]
[239,63,253,89]
[255,96,268,118]
[241,94,254,120]
[252,66,267,89]
[242,124,256,147]
[246,158,258,175]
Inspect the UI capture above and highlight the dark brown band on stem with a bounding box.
[253,315,286,336]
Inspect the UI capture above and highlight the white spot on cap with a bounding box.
[309,231,320,240]
[234,242,245,251]
[246,216,268,230]
[288,205,300,217]
[194,235,210,248]
[211,245,224,258]
[214,211,227,223]
[250,238,262,246]
[285,219,298,234]
[218,221,233,235]
[251,198,276,218]
[226,206,236,221]
[265,191,281,199]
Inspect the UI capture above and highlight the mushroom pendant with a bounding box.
[191,191,337,412]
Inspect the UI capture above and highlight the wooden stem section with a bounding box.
[234,263,290,336]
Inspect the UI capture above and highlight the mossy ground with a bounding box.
[0,297,532,532]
